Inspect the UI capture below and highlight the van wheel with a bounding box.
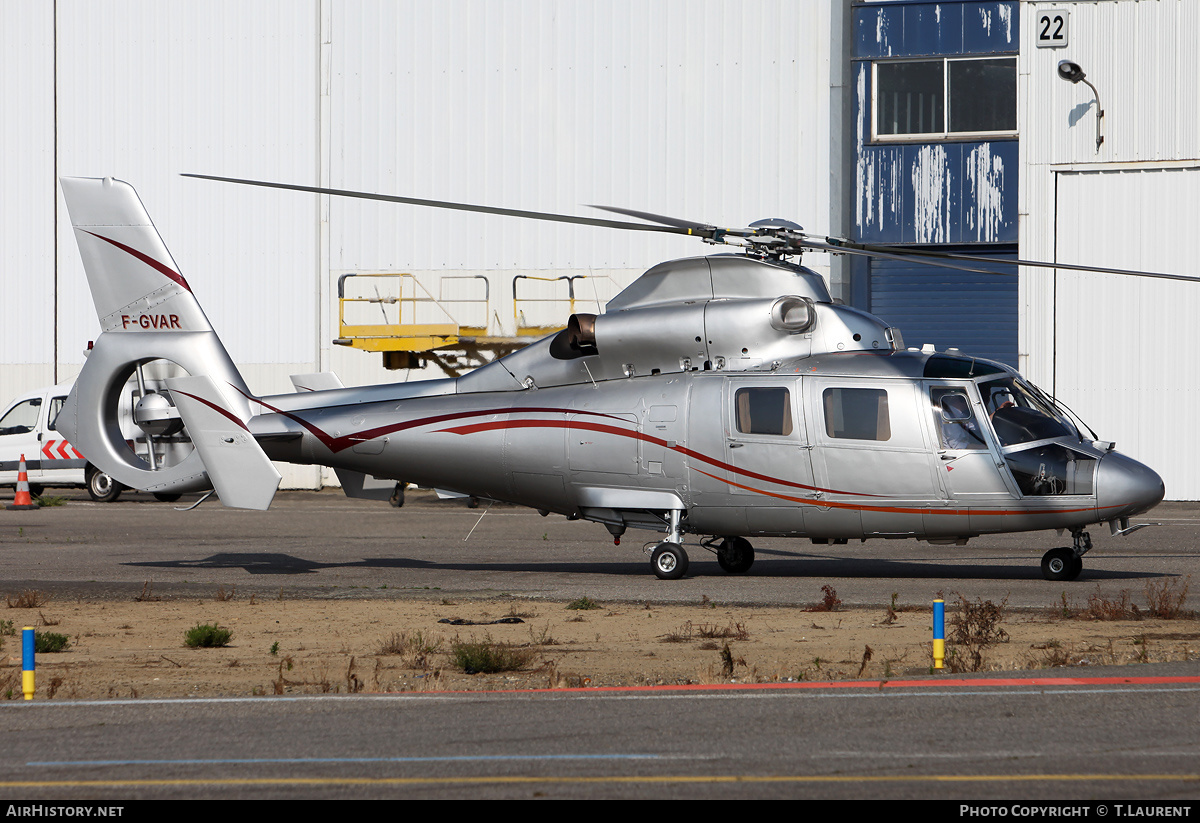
[85,465,124,503]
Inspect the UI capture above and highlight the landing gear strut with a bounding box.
[648,509,688,580]
[1041,529,1090,581]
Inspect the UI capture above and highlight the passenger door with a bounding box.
[926,384,1014,498]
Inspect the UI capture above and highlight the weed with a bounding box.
[857,645,873,677]
[883,592,899,625]
[269,641,280,656]
[1084,586,1140,621]
[184,623,232,648]
[0,620,14,636]
[37,611,59,627]
[34,631,71,653]
[947,594,1009,673]
[450,635,537,674]
[35,495,67,508]
[529,624,557,646]
[805,585,842,612]
[215,586,236,602]
[135,581,160,602]
[566,597,600,611]
[719,643,734,676]
[6,591,48,609]
[378,631,441,669]
[1145,576,1191,619]
[1039,644,1072,667]
[346,657,363,693]
[1056,591,1074,619]
[46,676,63,698]
[697,622,750,640]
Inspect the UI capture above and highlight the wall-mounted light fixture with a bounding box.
[1057,60,1104,151]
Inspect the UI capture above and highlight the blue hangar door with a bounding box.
[867,246,1017,367]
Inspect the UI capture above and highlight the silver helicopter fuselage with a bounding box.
[56,176,1164,579]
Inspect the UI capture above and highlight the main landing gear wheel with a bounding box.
[1041,547,1083,582]
[651,542,689,580]
[717,536,755,574]
[153,492,182,502]
[85,465,124,503]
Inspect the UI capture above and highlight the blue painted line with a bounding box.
[31,753,667,768]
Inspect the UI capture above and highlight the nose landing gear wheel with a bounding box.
[651,542,689,580]
[1041,547,1083,581]
[716,536,755,574]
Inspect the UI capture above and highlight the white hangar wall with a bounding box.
[1020,0,1200,499]
[321,0,845,390]
[1,0,844,488]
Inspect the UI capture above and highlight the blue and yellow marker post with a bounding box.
[932,599,945,670]
[22,626,35,699]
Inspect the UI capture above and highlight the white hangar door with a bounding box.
[1051,165,1200,500]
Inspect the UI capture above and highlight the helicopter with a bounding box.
[55,175,1179,581]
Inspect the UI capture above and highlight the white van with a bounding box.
[0,381,184,502]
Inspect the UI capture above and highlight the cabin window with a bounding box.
[873,57,1017,140]
[735,387,792,436]
[823,388,891,441]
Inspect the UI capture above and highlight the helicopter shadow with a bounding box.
[122,549,1172,582]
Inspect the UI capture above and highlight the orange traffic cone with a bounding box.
[7,454,38,511]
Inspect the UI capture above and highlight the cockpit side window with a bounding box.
[931,387,987,450]
[981,378,1074,447]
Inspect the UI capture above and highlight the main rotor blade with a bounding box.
[816,237,1200,284]
[796,238,1024,277]
[183,174,715,239]
[587,204,714,231]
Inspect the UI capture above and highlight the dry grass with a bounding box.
[1146,576,1192,619]
[947,594,1009,673]
[804,585,842,612]
[6,590,48,609]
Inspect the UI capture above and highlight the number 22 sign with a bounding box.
[1037,9,1069,48]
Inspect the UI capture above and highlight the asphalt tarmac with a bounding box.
[1,489,1197,609]
[1,489,1197,801]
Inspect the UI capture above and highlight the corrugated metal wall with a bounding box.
[1020,0,1200,499]
[852,0,1019,367]
[1,0,842,487]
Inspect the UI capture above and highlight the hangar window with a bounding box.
[823,387,891,442]
[735,387,793,436]
[874,57,1016,140]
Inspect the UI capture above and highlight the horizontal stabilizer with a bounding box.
[165,375,281,510]
[290,372,344,392]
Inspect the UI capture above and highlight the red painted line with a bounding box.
[172,390,249,431]
[237,396,1142,517]
[368,674,1200,697]
[83,231,191,292]
[439,417,874,497]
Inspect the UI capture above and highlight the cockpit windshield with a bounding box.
[980,377,1076,447]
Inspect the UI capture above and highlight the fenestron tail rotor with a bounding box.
[183,174,1199,283]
